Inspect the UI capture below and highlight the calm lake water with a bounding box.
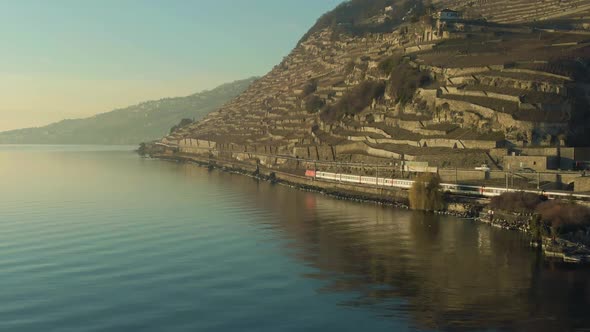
[1,145,590,332]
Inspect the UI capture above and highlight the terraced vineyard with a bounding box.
[438,0,590,24]
[154,0,590,173]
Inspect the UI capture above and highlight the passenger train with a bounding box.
[305,170,590,201]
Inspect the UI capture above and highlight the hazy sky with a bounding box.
[0,0,342,131]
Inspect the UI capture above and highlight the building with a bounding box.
[503,155,558,172]
[510,147,590,170]
[561,147,590,170]
[438,9,462,21]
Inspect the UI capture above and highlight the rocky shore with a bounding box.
[145,151,590,264]
[150,153,481,215]
[478,211,590,264]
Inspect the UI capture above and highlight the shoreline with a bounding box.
[150,153,486,217]
[147,152,590,264]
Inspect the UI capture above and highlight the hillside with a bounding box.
[153,0,590,174]
[0,77,256,145]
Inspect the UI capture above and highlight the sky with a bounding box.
[0,0,342,131]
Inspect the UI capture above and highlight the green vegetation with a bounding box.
[0,78,257,145]
[388,63,431,106]
[409,173,444,211]
[490,192,590,241]
[529,214,550,243]
[377,56,431,106]
[377,55,403,74]
[302,79,318,97]
[536,200,590,239]
[320,81,385,122]
[489,192,547,214]
[305,95,325,113]
[169,118,194,134]
[137,142,148,156]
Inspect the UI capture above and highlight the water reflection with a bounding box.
[182,164,590,332]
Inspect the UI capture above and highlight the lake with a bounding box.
[1,145,589,332]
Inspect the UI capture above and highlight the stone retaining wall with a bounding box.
[442,86,521,103]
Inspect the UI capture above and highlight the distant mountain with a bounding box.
[0,77,257,145]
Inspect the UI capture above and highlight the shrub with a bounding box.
[389,63,430,106]
[137,142,148,156]
[169,118,194,134]
[302,79,318,97]
[536,200,590,237]
[319,105,340,123]
[305,95,325,113]
[320,81,385,122]
[377,55,402,74]
[409,173,444,211]
[489,192,547,214]
[529,214,550,242]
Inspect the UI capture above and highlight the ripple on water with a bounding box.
[1,147,590,332]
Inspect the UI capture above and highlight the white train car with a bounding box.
[392,179,413,189]
[340,174,361,183]
[481,187,508,197]
[361,176,378,185]
[318,172,339,181]
[383,178,395,187]
[307,170,590,201]
[441,183,483,196]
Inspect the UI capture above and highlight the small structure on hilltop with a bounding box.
[438,9,462,21]
[436,9,463,34]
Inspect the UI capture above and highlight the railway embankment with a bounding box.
[147,152,590,264]
[151,153,486,216]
